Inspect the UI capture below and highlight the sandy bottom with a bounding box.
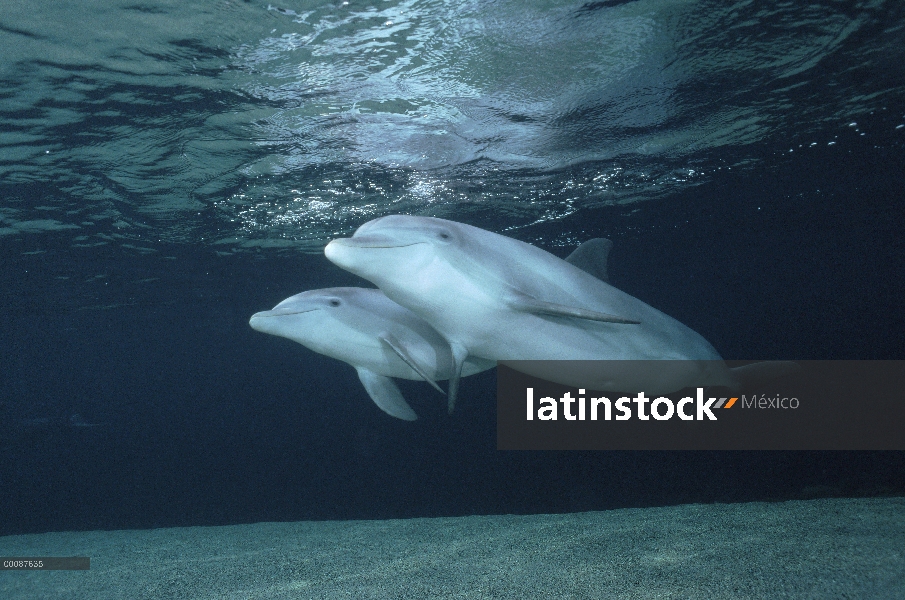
[1,497,903,599]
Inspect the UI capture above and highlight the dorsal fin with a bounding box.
[565,238,612,283]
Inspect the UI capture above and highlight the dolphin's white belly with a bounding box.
[318,333,489,382]
[458,308,731,392]
[381,274,728,393]
[383,269,719,360]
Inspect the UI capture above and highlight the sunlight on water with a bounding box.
[0,0,903,251]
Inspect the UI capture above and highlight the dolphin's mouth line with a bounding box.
[251,308,319,318]
[333,238,426,250]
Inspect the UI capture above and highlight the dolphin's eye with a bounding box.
[438,231,450,240]
[329,299,341,307]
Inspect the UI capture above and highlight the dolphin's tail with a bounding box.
[729,361,801,389]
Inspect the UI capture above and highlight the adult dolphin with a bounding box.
[249,287,494,420]
[324,215,796,411]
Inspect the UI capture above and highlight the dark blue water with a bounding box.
[1,0,904,536]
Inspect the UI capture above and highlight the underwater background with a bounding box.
[1,0,904,538]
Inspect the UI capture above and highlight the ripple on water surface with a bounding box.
[0,0,903,252]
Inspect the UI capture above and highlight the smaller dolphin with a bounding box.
[249,287,494,420]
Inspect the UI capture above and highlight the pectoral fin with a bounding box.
[378,333,445,396]
[447,342,469,415]
[355,367,418,421]
[505,291,640,325]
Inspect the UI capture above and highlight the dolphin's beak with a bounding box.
[250,307,317,319]
[249,307,317,332]
[327,235,418,249]
[325,235,422,268]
